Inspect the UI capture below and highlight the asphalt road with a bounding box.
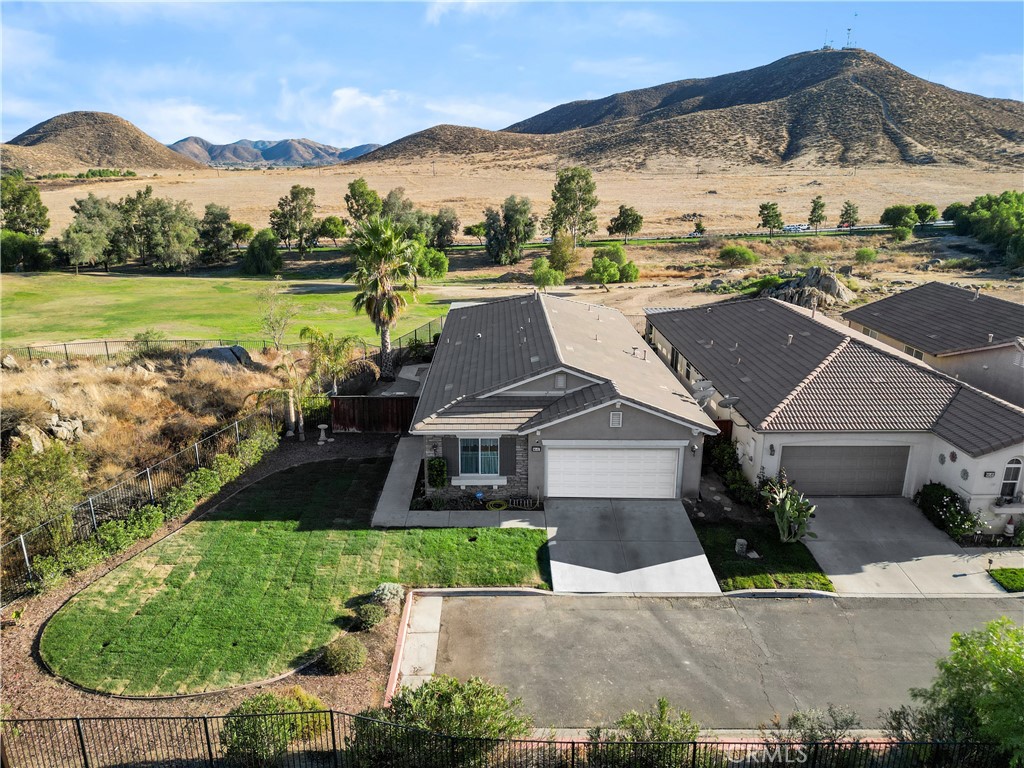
[434,595,1021,728]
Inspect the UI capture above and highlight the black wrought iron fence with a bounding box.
[0,338,313,364]
[0,711,1006,768]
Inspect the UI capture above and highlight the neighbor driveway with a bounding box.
[545,499,720,594]
[805,497,1006,596]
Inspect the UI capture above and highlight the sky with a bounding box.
[2,1,1022,148]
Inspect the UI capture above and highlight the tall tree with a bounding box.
[299,325,362,394]
[347,216,417,379]
[198,203,233,265]
[880,204,919,229]
[838,200,860,230]
[546,166,598,250]
[271,184,317,258]
[110,186,153,265]
[345,177,383,223]
[431,207,460,251]
[757,202,784,237]
[484,195,537,266]
[531,257,564,293]
[547,231,578,274]
[144,198,199,271]
[318,215,347,247]
[61,193,119,273]
[231,221,255,250]
[242,229,282,275]
[808,196,826,234]
[0,173,49,236]
[915,203,939,226]
[607,205,643,243]
[463,222,486,245]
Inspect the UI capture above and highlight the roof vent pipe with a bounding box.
[787,334,794,345]
[988,333,994,343]
[974,288,981,300]
[811,299,818,319]
[632,346,639,357]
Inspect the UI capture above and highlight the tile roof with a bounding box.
[647,298,1024,457]
[411,293,716,435]
[843,281,1024,356]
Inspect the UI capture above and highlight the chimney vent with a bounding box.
[988,333,994,343]
[974,288,981,300]
[787,334,794,345]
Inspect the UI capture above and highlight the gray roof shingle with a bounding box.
[647,298,1024,457]
[843,281,1024,355]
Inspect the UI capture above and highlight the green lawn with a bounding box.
[990,568,1024,592]
[692,521,835,592]
[39,458,548,696]
[0,272,445,346]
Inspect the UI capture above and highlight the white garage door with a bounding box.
[779,445,910,496]
[546,447,680,499]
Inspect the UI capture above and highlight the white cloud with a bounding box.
[1,25,58,76]
[931,54,1024,101]
[424,1,510,26]
[423,97,554,129]
[571,57,674,81]
[123,99,273,144]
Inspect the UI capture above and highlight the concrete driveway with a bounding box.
[805,498,1006,596]
[545,499,720,594]
[433,594,1018,728]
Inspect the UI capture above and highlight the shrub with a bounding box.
[416,247,449,279]
[914,483,981,539]
[212,454,244,484]
[1,442,85,539]
[588,698,701,767]
[323,635,368,674]
[854,248,877,264]
[237,425,280,468]
[618,260,640,282]
[593,243,627,266]
[221,692,301,765]
[891,226,912,242]
[285,685,330,741]
[356,603,387,629]
[96,518,136,555]
[934,257,980,271]
[719,245,759,266]
[764,483,817,543]
[427,457,448,489]
[371,582,406,613]
[584,256,620,285]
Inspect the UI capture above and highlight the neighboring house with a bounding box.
[843,282,1024,407]
[409,293,718,501]
[646,298,1024,530]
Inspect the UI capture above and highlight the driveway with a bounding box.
[805,498,1007,596]
[545,499,720,594]
[433,594,1017,727]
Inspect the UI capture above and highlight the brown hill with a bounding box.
[361,49,1024,170]
[167,136,380,167]
[2,111,205,175]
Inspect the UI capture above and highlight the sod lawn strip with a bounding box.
[40,458,548,696]
[692,520,835,592]
[990,568,1024,592]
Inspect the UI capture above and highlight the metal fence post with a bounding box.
[146,468,155,502]
[234,421,241,445]
[27,347,32,361]
[202,716,215,767]
[75,717,91,768]
[88,498,98,532]
[64,344,71,363]
[691,741,698,768]
[104,341,110,361]
[195,443,201,469]
[19,534,31,576]
[330,711,340,768]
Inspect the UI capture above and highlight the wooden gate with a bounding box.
[330,396,418,433]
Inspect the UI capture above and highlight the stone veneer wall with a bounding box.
[423,435,530,500]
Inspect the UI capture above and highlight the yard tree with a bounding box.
[256,284,299,348]
[242,228,283,275]
[915,203,940,226]
[431,206,460,251]
[271,184,317,258]
[110,186,153,265]
[1,172,49,236]
[531,256,564,292]
[838,200,860,230]
[0,229,49,272]
[585,256,620,289]
[607,204,643,243]
[880,204,919,229]
[546,166,599,250]
[345,177,383,223]
[757,202,784,236]
[547,231,578,274]
[319,215,347,247]
[198,203,233,265]
[808,195,826,234]
[0,442,84,539]
[942,202,969,227]
[299,325,362,395]
[348,216,418,379]
[484,195,537,266]
[61,193,120,272]
[145,198,200,271]
[463,221,486,245]
[231,221,255,250]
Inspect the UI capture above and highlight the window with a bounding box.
[863,328,879,340]
[459,438,499,475]
[684,361,692,381]
[903,344,924,360]
[670,349,679,370]
[609,411,623,428]
[1001,458,1022,499]
[554,373,567,389]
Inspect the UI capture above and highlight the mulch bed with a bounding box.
[1,434,399,720]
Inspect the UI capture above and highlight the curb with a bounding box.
[385,589,417,705]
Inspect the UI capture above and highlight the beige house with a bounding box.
[843,282,1024,406]
[646,298,1024,531]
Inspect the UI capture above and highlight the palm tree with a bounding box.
[299,325,362,395]
[245,352,315,441]
[347,216,417,379]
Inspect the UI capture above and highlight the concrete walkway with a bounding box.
[371,436,424,527]
[806,497,1009,596]
[546,499,721,594]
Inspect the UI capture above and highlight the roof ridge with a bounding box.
[761,336,851,429]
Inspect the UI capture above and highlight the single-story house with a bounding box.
[646,298,1024,530]
[409,293,718,501]
[843,281,1024,407]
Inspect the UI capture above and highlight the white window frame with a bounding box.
[864,328,879,340]
[459,437,500,477]
[1001,458,1023,500]
[609,411,623,428]
[903,344,924,360]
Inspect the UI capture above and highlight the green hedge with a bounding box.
[914,482,980,539]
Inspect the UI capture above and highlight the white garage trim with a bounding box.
[543,441,686,499]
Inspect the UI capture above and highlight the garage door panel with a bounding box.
[547,447,679,499]
[779,445,909,496]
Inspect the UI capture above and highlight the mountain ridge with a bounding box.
[168,136,380,167]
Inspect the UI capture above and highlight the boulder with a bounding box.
[837,265,854,277]
[188,345,253,367]
[334,359,381,396]
[13,424,49,453]
[40,359,54,368]
[1,354,21,371]
[761,266,855,308]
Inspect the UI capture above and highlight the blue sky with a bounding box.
[3,1,1022,148]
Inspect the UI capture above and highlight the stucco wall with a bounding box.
[500,370,596,395]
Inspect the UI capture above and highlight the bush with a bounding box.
[584,256,620,285]
[761,704,861,744]
[588,698,701,767]
[914,483,980,539]
[1,442,85,539]
[323,635,368,674]
[1,230,51,272]
[162,466,223,520]
[237,425,281,468]
[854,248,877,264]
[212,454,244,484]
[891,226,912,242]
[285,686,330,741]
[416,248,449,279]
[719,245,759,266]
[221,692,301,765]
[356,603,387,629]
[618,260,640,282]
[593,243,627,266]
[934,257,980,271]
[427,457,448,489]
[371,582,406,613]
[30,539,106,593]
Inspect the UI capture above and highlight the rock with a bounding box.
[761,266,855,308]
[46,413,59,427]
[335,359,381,395]
[1,355,21,371]
[709,279,726,289]
[47,418,84,442]
[40,359,54,368]
[838,265,854,277]
[14,424,49,453]
[48,398,59,411]
[188,345,253,367]
[130,364,153,379]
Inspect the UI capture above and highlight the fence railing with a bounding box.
[0,405,281,607]
[0,711,1005,768]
